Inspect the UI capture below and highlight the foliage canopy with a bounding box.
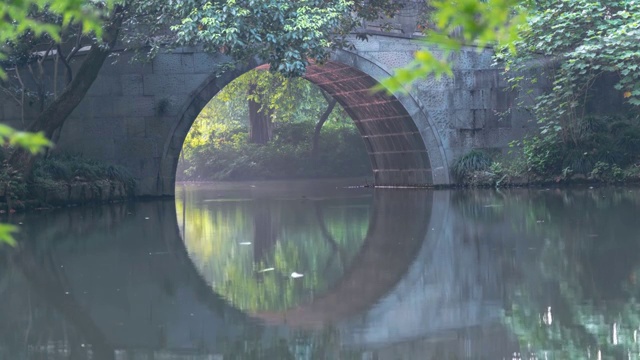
[501,0,640,115]
[170,0,402,77]
[0,0,111,78]
[498,0,640,178]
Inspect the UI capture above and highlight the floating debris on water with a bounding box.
[291,272,304,278]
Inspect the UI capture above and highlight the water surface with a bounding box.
[3,181,640,359]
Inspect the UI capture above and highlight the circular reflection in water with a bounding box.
[177,180,372,313]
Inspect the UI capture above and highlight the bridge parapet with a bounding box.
[358,0,428,38]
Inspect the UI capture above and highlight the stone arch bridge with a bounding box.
[0,34,536,196]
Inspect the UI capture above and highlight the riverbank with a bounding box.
[451,143,640,188]
[8,154,640,213]
[0,154,135,212]
[453,170,640,188]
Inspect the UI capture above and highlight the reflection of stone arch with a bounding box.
[186,190,428,328]
[250,190,429,327]
[159,50,450,194]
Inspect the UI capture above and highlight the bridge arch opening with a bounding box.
[175,65,372,182]
[160,51,448,193]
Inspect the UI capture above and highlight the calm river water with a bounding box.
[3,180,640,359]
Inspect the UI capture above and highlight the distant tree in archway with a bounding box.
[247,81,274,145]
[188,69,348,148]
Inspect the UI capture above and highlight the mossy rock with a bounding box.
[44,184,70,206]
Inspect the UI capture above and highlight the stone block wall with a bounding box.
[349,36,539,169]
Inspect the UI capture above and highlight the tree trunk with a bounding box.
[311,93,337,158]
[28,8,124,138]
[252,204,278,264]
[247,83,273,145]
[315,201,347,273]
[9,6,125,173]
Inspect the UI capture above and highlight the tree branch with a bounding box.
[56,44,74,85]
[66,30,83,63]
[26,5,125,138]
[311,92,337,158]
[14,68,25,124]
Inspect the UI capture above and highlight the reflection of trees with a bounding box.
[457,189,640,359]
[0,205,139,359]
[315,201,349,274]
[12,248,115,359]
[219,325,365,360]
[252,202,279,263]
[179,196,371,312]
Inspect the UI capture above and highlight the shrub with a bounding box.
[32,154,135,192]
[452,150,493,181]
[589,161,624,183]
[515,113,640,178]
[0,162,28,200]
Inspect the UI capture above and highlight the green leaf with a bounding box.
[0,224,18,247]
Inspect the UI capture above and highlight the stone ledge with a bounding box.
[0,179,134,211]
